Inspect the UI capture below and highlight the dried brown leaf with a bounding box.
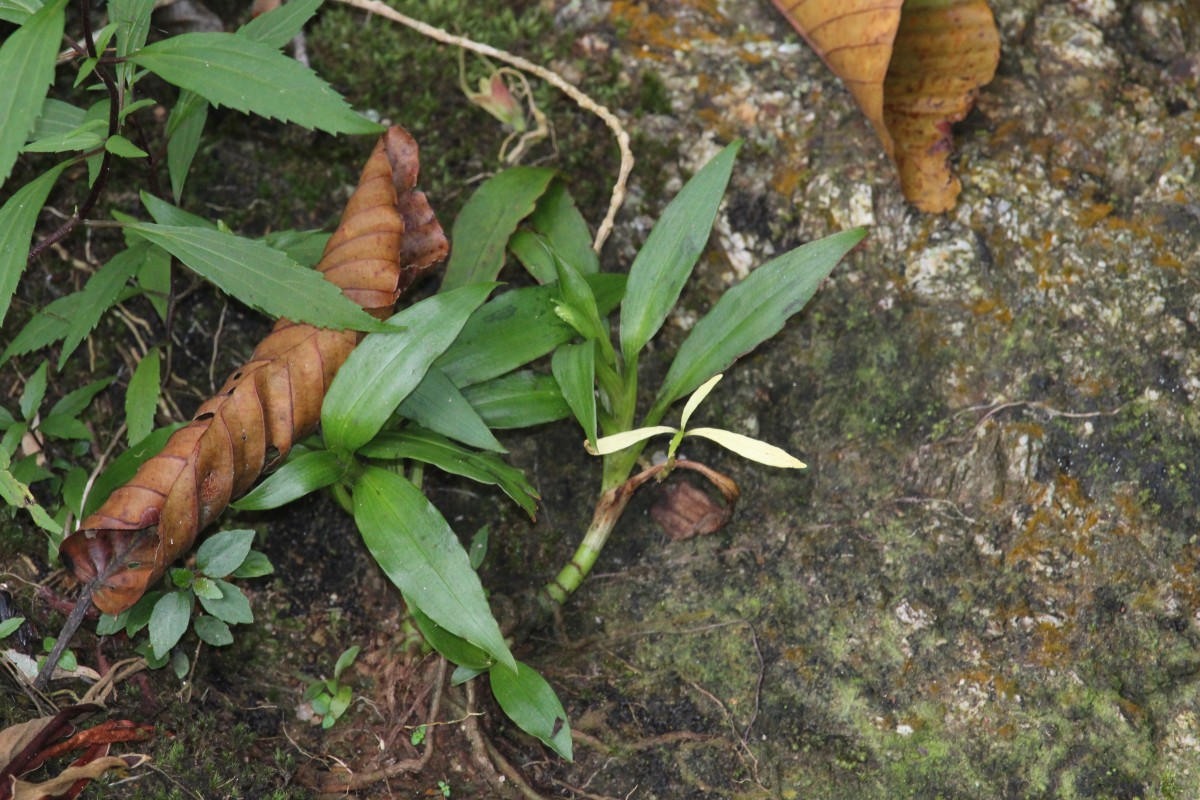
[60,126,449,614]
[771,0,1000,211]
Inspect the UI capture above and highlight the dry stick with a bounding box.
[33,530,151,691]
[332,0,634,253]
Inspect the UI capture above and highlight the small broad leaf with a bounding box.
[551,342,597,449]
[58,243,149,369]
[332,645,359,680]
[125,591,161,636]
[0,0,66,190]
[619,141,741,364]
[193,614,233,647]
[109,0,153,88]
[104,134,147,158]
[166,91,209,203]
[171,649,189,679]
[469,526,489,570]
[442,167,556,291]
[490,661,573,761]
[684,427,807,468]
[21,119,106,153]
[96,611,126,636]
[452,665,486,685]
[322,283,496,453]
[83,423,184,517]
[232,550,274,579]
[398,368,506,453]
[128,32,382,134]
[460,371,570,429]
[192,576,222,600]
[352,466,515,671]
[552,252,610,359]
[124,222,392,333]
[125,349,160,446]
[435,274,625,388]
[197,578,253,624]
[359,428,538,519]
[140,191,214,229]
[196,529,256,579]
[237,0,323,48]
[37,414,91,440]
[149,591,192,658]
[509,231,557,284]
[0,162,68,326]
[406,600,492,670]
[0,616,24,639]
[29,98,86,141]
[328,684,352,721]
[656,227,867,411]
[232,449,345,511]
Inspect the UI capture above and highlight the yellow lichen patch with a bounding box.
[1076,202,1114,228]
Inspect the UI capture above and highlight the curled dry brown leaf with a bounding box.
[59,126,449,615]
[771,0,1000,212]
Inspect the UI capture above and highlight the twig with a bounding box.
[463,681,547,800]
[331,0,633,253]
[314,657,447,793]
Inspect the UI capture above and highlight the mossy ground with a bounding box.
[4,0,1200,798]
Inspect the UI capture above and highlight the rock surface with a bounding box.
[521,1,1200,797]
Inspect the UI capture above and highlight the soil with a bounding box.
[3,0,1200,798]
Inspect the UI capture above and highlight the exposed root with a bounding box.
[332,0,633,254]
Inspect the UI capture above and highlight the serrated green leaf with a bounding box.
[22,119,106,153]
[57,243,149,369]
[140,191,214,229]
[109,0,153,88]
[136,241,171,320]
[232,449,345,511]
[459,371,570,430]
[196,529,255,579]
[169,567,193,589]
[123,222,391,333]
[149,591,192,658]
[262,229,331,268]
[36,414,91,441]
[125,349,160,446]
[83,423,185,517]
[656,227,867,411]
[19,361,48,421]
[193,614,233,647]
[529,181,597,275]
[352,466,515,671]
[619,141,741,364]
[434,274,625,388]
[237,0,322,48]
[322,283,495,453]
[197,578,253,624]
[128,32,382,134]
[165,90,208,203]
[490,661,573,761]
[359,428,538,519]
[398,367,505,453]
[0,0,43,25]
[442,167,556,291]
[0,162,68,327]
[0,293,82,366]
[551,342,597,448]
[105,134,148,158]
[406,600,492,670]
[0,0,66,189]
[48,376,114,419]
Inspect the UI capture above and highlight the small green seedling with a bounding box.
[96,528,274,676]
[0,616,25,641]
[304,645,360,729]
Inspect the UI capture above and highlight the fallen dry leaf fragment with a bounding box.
[60,126,449,614]
[771,0,1000,211]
